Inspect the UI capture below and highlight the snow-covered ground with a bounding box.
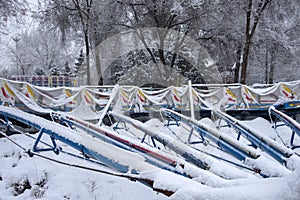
[0,134,167,200]
[1,114,300,200]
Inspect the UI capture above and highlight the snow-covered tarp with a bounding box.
[1,76,300,199]
[1,77,300,121]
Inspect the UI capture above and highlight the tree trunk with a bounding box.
[240,40,251,84]
[268,49,275,84]
[234,44,242,83]
[265,48,269,84]
[240,0,252,84]
[240,0,272,84]
[84,29,91,85]
[95,49,103,85]
[158,30,167,66]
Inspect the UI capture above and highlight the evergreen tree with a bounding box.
[74,49,84,75]
[63,61,71,76]
[34,68,45,76]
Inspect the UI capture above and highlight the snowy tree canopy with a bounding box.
[0,0,299,85]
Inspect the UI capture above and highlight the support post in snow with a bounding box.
[269,106,300,149]
[97,85,119,126]
[32,128,60,155]
[188,80,195,120]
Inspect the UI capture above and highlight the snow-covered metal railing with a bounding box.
[0,106,207,196]
[213,110,294,165]
[269,106,300,149]
[109,112,289,178]
[161,108,260,161]
[0,106,130,172]
[110,112,210,170]
[51,111,192,175]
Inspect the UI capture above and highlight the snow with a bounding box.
[1,80,300,199]
[1,136,298,200]
[1,113,300,199]
[0,135,167,200]
[171,172,300,200]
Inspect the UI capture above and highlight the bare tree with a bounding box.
[240,0,272,84]
[107,0,213,85]
[0,0,28,34]
[45,0,96,84]
[6,28,77,76]
[3,0,300,85]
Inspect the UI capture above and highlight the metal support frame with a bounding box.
[52,114,76,130]
[273,122,286,129]
[141,133,157,148]
[187,127,205,145]
[164,112,181,127]
[235,130,257,148]
[290,131,300,149]
[32,128,60,155]
[113,120,159,149]
[0,108,131,173]
[55,112,188,172]
[162,109,255,161]
[0,117,9,133]
[113,121,127,131]
[270,107,300,149]
[0,115,17,136]
[218,112,289,165]
[193,125,247,161]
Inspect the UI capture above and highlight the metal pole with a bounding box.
[188,80,195,119]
